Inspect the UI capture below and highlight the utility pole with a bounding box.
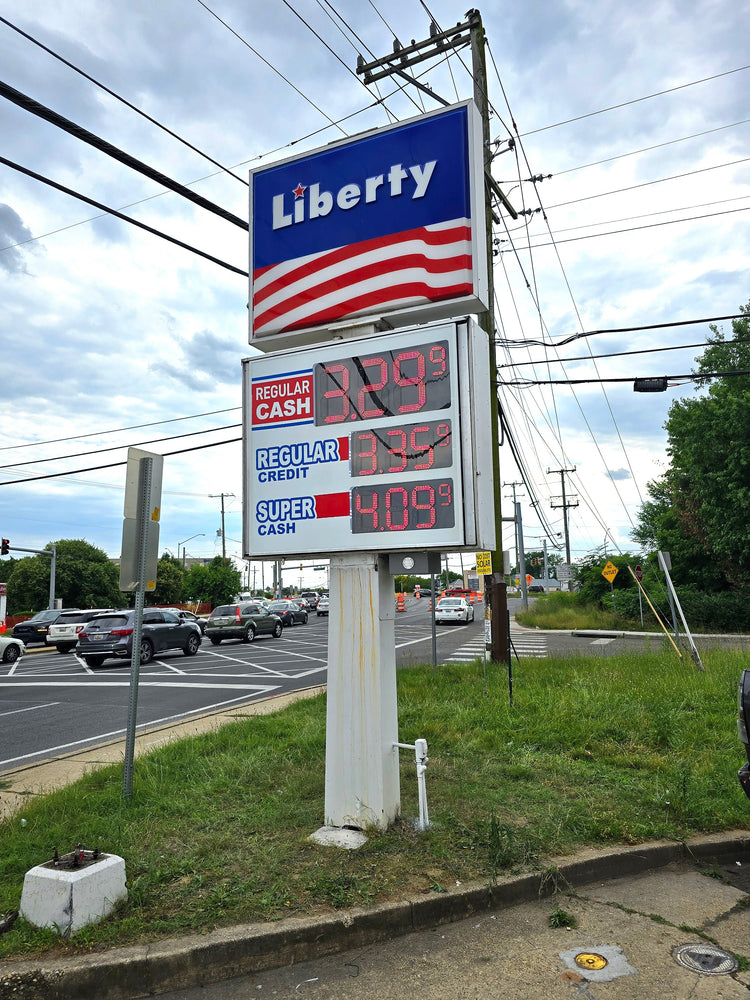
[356,9,517,664]
[548,467,578,569]
[209,493,234,562]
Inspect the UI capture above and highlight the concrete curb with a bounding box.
[2,830,748,1000]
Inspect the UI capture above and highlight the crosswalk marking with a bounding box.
[442,620,548,664]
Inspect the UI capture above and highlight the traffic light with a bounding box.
[1,538,9,555]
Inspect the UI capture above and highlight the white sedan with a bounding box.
[0,634,25,664]
[434,597,475,625]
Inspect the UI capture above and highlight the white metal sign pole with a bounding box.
[324,552,400,831]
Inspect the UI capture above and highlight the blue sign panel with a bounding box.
[249,101,487,344]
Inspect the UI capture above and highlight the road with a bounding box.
[0,598,482,774]
[3,596,744,775]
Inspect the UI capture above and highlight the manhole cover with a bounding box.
[674,944,738,976]
[575,953,608,971]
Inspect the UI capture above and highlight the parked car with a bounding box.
[157,608,207,634]
[76,609,202,667]
[268,600,308,626]
[299,591,320,609]
[0,634,25,664]
[316,596,329,616]
[47,609,116,654]
[205,603,283,644]
[11,608,78,646]
[434,597,475,625]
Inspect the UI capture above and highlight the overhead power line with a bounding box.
[0,406,241,451]
[0,154,249,276]
[501,369,750,388]
[519,63,750,137]
[496,313,746,349]
[0,436,243,487]
[0,424,241,470]
[0,79,248,229]
[0,14,248,186]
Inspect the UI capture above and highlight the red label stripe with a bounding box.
[315,492,350,518]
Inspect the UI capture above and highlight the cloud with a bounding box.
[608,468,632,481]
[0,203,36,273]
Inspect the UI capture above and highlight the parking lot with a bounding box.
[0,598,484,773]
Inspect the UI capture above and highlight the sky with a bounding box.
[0,0,748,590]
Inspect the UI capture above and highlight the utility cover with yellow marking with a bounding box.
[601,560,618,582]
[575,953,608,970]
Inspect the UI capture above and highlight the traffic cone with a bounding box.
[397,593,406,612]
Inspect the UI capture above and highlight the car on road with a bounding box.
[0,634,25,664]
[47,609,116,654]
[76,609,202,667]
[316,596,329,616]
[434,597,475,625]
[299,591,320,609]
[268,600,308,626]
[157,607,207,634]
[205,603,283,644]
[11,608,79,646]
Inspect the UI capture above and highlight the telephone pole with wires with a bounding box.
[356,8,517,662]
[548,467,578,568]
[209,492,235,562]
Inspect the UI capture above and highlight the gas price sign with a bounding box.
[242,319,495,558]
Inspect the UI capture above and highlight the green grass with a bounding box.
[516,591,625,630]
[1,648,748,960]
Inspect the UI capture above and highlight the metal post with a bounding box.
[122,456,153,800]
[516,502,528,610]
[48,543,56,610]
[430,571,437,668]
[324,553,400,830]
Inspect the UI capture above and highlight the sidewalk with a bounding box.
[2,834,748,999]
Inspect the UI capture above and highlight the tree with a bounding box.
[6,539,121,614]
[182,557,241,607]
[150,554,184,606]
[635,303,750,589]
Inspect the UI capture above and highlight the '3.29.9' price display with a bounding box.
[352,479,455,534]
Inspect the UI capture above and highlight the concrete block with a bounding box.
[19,853,126,936]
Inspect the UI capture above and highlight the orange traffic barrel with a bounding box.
[397,593,406,612]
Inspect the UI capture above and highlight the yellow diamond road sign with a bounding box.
[602,561,618,582]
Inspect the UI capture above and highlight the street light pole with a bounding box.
[178,533,205,569]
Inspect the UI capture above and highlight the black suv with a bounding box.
[12,608,78,646]
[76,609,202,667]
[205,603,283,644]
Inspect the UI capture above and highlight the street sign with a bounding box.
[556,562,573,581]
[475,551,492,575]
[242,318,495,558]
[526,574,534,585]
[248,101,487,349]
[119,449,163,592]
[634,564,643,582]
[601,561,619,583]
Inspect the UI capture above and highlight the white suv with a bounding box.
[47,609,115,654]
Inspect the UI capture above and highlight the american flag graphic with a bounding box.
[252,219,473,336]
[249,102,485,342]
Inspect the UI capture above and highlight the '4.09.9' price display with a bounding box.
[352,479,455,534]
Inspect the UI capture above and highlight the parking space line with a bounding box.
[0,701,60,719]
